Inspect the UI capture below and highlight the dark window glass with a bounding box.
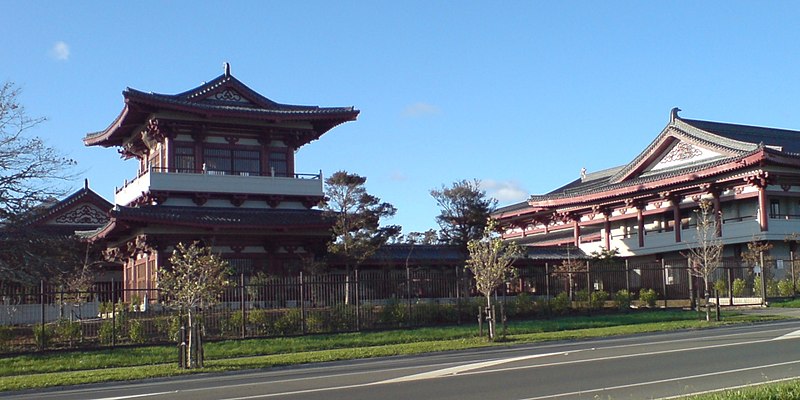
[174,145,195,173]
[269,151,288,177]
[204,148,232,175]
[233,149,260,176]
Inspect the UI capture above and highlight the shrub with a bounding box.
[550,292,571,315]
[713,279,727,296]
[0,326,12,351]
[732,278,747,297]
[778,279,795,297]
[305,312,324,333]
[128,319,146,344]
[589,290,609,310]
[768,279,780,297]
[614,289,631,311]
[34,325,53,350]
[378,298,406,327]
[754,277,779,297]
[247,309,271,334]
[639,289,658,308]
[99,320,116,345]
[509,293,536,318]
[574,290,589,302]
[55,319,81,344]
[220,311,244,336]
[274,309,302,335]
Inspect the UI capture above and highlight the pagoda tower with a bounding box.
[85,64,359,293]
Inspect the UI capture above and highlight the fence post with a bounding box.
[661,259,668,308]
[625,259,630,295]
[760,250,767,306]
[791,252,797,296]
[406,266,412,327]
[727,267,734,306]
[111,279,116,349]
[688,262,695,311]
[240,274,245,339]
[455,266,461,326]
[300,271,306,335]
[545,263,550,299]
[355,268,361,331]
[586,261,592,316]
[39,280,46,351]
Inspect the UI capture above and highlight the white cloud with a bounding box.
[49,41,70,61]
[389,171,408,181]
[402,102,441,117]
[480,179,529,203]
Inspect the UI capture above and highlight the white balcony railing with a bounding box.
[115,168,323,206]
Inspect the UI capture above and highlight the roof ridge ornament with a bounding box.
[670,107,682,123]
[223,62,231,77]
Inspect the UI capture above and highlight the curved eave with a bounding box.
[528,149,771,209]
[126,91,359,123]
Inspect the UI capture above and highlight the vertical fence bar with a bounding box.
[760,250,767,306]
[455,266,461,325]
[355,269,361,331]
[660,259,667,308]
[625,259,630,295]
[545,263,550,298]
[111,279,116,348]
[406,266,412,327]
[240,274,246,339]
[300,271,306,335]
[39,280,45,350]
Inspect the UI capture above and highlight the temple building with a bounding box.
[85,64,359,293]
[494,109,800,263]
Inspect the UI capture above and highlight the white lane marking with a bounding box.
[774,329,800,340]
[70,322,800,400]
[378,352,570,384]
[89,393,176,400]
[514,359,800,400]
[657,376,800,399]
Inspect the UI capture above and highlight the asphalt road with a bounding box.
[5,319,800,400]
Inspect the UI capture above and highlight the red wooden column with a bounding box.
[603,209,612,250]
[671,195,682,243]
[758,185,769,232]
[746,172,771,232]
[573,218,581,247]
[637,204,645,248]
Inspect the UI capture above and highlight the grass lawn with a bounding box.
[0,310,784,392]
[770,297,800,308]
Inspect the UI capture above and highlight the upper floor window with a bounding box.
[174,145,195,173]
[269,151,288,177]
[203,147,260,176]
[770,200,781,218]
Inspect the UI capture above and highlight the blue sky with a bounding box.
[3,2,800,234]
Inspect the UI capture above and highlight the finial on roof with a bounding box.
[580,167,587,181]
[670,107,682,123]
[223,62,231,77]
[84,179,89,189]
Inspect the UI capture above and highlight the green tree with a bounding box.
[431,179,496,254]
[322,171,400,271]
[159,242,231,368]
[465,219,522,340]
[686,199,723,321]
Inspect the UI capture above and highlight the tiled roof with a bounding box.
[84,70,359,146]
[368,244,463,263]
[525,245,588,260]
[681,118,800,153]
[520,112,800,205]
[110,206,331,229]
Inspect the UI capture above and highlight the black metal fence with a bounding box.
[0,258,795,354]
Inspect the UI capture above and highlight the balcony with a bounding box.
[115,167,323,206]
